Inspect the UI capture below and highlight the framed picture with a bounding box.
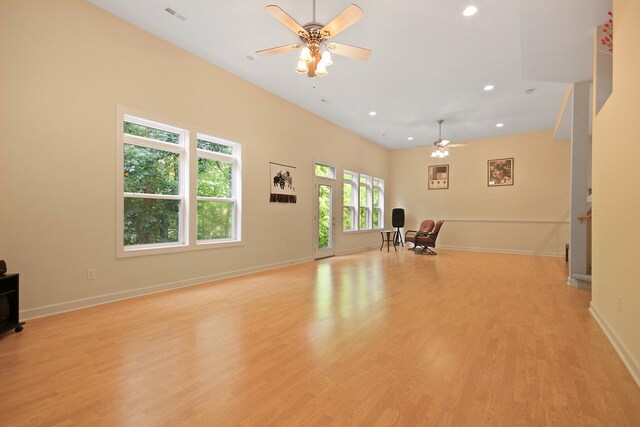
[488,158,514,186]
[270,162,297,203]
[428,164,449,190]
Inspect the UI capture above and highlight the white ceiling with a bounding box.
[87,0,611,149]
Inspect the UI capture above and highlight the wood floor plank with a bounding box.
[0,249,639,426]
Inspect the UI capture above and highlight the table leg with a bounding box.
[380,232,384,251]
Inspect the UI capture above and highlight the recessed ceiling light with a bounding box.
[463,6,478,17]
[369,111,377,116]
[484,85,494,91]
[496,123,504,128]
[407,137,414,141]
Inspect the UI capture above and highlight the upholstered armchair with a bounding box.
[405,220,435,248]
[405,220,445,255]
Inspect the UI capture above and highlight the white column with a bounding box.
[568,81,591,285]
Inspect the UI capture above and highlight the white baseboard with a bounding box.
[590,302,640,388]
[336,244,379,256]
[20,256,313,320]
[438,245,564,257]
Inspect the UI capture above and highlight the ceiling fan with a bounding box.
[428,120,465,158]
[256,1,372,78]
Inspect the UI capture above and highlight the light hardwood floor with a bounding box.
[1,249,639,426]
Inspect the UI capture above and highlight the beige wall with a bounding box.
[591,0,640,380]
[0,0,389,315]
[389,130,570,255]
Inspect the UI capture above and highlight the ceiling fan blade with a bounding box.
[327,42,371,60]
[255,44,301,55]
[265,5,307,36]
[321,4,364,39]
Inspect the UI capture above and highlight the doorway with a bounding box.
[314,163,336,259]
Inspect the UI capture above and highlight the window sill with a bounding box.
[342,228,385,235]
[117,240,243,259]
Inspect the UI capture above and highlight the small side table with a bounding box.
[380,229,397,252]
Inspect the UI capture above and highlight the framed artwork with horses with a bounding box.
[270,162,297,203]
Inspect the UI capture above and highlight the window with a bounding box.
[359,174,372,230]
[342,171,384,232]
[118,111,241,256]
[122,118,187,247]
[196,135,241,242]
[314,163,335,179]
[343,171,358,231]
[373,178,384,229]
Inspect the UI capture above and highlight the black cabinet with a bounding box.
[0,274,24,335]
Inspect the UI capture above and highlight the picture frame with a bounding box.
[270,162,297,203]
[488,158,514,186]
[428,164,449,190]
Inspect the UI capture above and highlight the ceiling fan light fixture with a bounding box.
[299,47,313,63]
[315,62,328,76]
[441,139,450,146]
[295,60,309,74]
[320,50,333,67]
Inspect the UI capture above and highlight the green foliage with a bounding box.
[343,207,353,231]
[359,207,368,229]
[197,139,233,155]
[124,122,179,144]
[124,198,180,245]
[373,208,380,229]
[315,164,333,178]
[198,158,232,198]
[124,145,179,195]
[359,185,367,207]
[318,185,330,248]
[197,201,232,240]
[196,158,234,241]
[343,183,352,206]
[123,142,181,245]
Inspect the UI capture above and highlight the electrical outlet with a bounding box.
[87,269,96,280]
[617,297,622,312]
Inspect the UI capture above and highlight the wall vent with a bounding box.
[164,7,187,21]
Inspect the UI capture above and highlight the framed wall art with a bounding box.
[270,162,297,203]
[428,164,449,190]
[488,158,514,186]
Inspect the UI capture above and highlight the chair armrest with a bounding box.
[415,231,434,238]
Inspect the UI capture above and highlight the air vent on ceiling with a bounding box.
[164,7,187,21]
[320,99,329,104]
[525,88,536,95]
[246,55,255,61]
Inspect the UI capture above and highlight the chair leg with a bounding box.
[423,246,437,255]
[414,246,437,255]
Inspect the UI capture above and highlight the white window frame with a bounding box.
[359,174,373,230]
[196,134,242,244]
[373,178,384,229]
[343,170,358,232]
[343,170,385,233]
[314,162,336,179]
[116,106,242,258]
